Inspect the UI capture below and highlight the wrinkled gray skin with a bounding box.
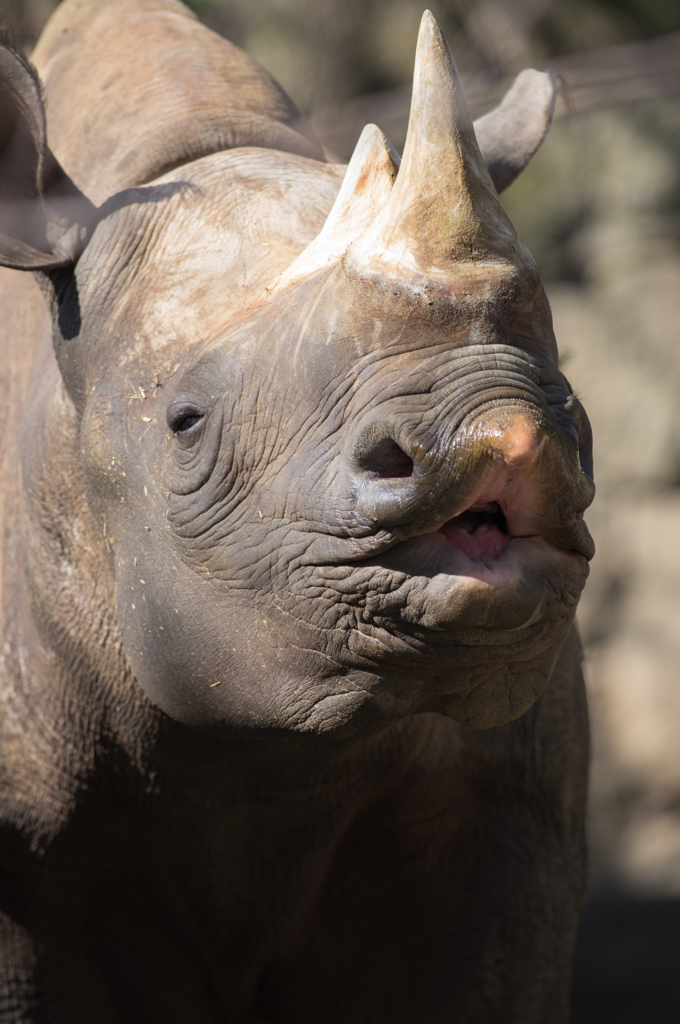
[0,1,593,1021]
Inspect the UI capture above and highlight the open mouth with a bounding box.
[438,501,510,566]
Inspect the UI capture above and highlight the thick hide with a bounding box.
[0,3,592,1022]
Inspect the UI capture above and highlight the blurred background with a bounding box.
[3,0,680,1019]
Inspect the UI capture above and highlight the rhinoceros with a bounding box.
[0,0,595,1020]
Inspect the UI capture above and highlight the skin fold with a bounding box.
[0,2,593,1021]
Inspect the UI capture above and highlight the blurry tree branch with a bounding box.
[310,30,680,161]
[461,0,557,78]
[550,31,680,111]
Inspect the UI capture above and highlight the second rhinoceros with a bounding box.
[0,1,594,1021]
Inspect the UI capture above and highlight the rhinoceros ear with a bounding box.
[0,35,96,271]
[474,68,557,194]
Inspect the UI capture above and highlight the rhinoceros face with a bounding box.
[108,273,592,736]
[2,14,594,736]
[69,108,592,737]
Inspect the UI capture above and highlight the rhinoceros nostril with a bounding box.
[358,438,414,479]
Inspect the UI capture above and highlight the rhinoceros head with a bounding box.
[0,8,593,736]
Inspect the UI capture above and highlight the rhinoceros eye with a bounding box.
[174,414,201,432]
[167,403,205,436]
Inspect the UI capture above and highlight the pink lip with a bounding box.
[438,517,510,564]
[434,456,541,566]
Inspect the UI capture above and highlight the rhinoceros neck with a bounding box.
[31,0,324,206]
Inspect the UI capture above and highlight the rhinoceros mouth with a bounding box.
[316,464,591,638]
[342,401,595,572]
[343,455,593,569]
[436,502,509,566]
